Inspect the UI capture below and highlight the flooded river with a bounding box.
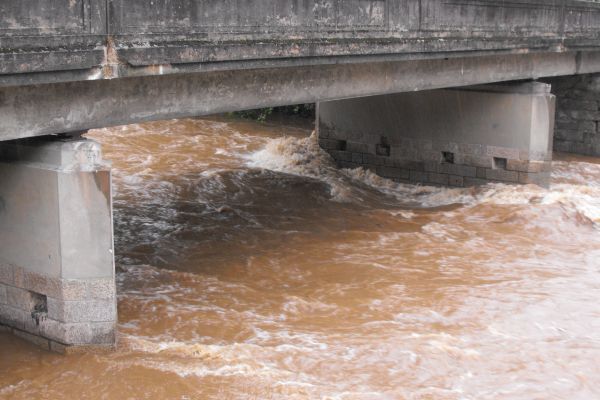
[1,116,600,399]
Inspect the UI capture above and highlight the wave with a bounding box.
[246,132,600,224]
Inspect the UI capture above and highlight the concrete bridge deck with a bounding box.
[1,1,600,141]
[2,0,600,86]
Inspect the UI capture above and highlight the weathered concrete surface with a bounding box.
[1,0,600,87]
[1,50,600,142]
[0,1,600,139]
[0,0,600,78]
[0,137,116,351]
[318,82,555,187]
[544,73,600,156]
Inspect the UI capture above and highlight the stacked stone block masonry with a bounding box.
[0,136,116,352]
[547,74,600,157]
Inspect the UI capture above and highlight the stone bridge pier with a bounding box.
[317,81,555,187]
[0,136,116,352]
[546,73,600,157]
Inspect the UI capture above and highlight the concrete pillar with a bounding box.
[546,74,600,157]
[317,82,555,187]
[0,136,116,352]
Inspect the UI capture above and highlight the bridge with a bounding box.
[1,0,600,351]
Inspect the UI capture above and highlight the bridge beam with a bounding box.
[317,82,555,187]
[1,50,600,142]
[0,136,116,352]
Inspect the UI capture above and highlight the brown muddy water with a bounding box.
[1,116,600,399]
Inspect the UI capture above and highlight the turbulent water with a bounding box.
[1,116,600,399]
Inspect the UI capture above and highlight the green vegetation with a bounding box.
[232,104,315,122]
[232,107,274,122]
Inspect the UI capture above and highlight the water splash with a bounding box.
[246,131,600,223]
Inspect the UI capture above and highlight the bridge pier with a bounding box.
[548,74,600,157]
[318,82,555,187]
[0,136,116,352]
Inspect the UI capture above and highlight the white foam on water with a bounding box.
[76,119,600,400]
[245,133,600,224]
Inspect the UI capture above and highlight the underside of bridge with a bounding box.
[2,0,600,351]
